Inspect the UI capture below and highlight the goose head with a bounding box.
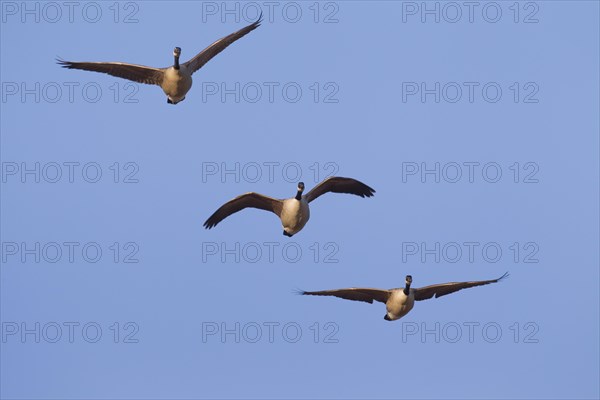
[173,47,182,69]
[295,182,305,200]
[403,275,412,295]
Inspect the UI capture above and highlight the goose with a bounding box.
[299,272,509,321]
[203,176,375,236]
[57,16,262,104]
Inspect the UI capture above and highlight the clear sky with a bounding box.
[1,1,599,399]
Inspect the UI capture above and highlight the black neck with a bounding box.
[403,283,411,296]
[295,190,302,200]
[174,56,180,70]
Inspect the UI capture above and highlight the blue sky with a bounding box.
[1,1,599,399]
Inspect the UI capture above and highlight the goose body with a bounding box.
[203,177,375,236]
[162,64,193,104]
[385,288,415,321]
[299,273,509,321]
[280,197,310,236]
[57,16,262,104]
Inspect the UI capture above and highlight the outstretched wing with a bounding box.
[298,288,391,304]
[203,192,282,229]
[57,59,164,85]
[413,272,509,301]
[305,177,376,203]
[183,15,262,74]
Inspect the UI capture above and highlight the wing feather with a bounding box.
[203,192,282,229]
[305,177,375,203]
[299,288,391,304]
[413,272,509,301]
[183,15,262,74]
[57,59,164,85]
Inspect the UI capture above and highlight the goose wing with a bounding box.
[183,15,262,74]
[305,177,376,203]
[57,59,164,85]
[203,192,282,229]
[298,288,391,304]
[413,272,509,301]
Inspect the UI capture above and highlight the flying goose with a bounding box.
[57,16,262,104]
[299,273,509,321]
[203,177,375,236]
